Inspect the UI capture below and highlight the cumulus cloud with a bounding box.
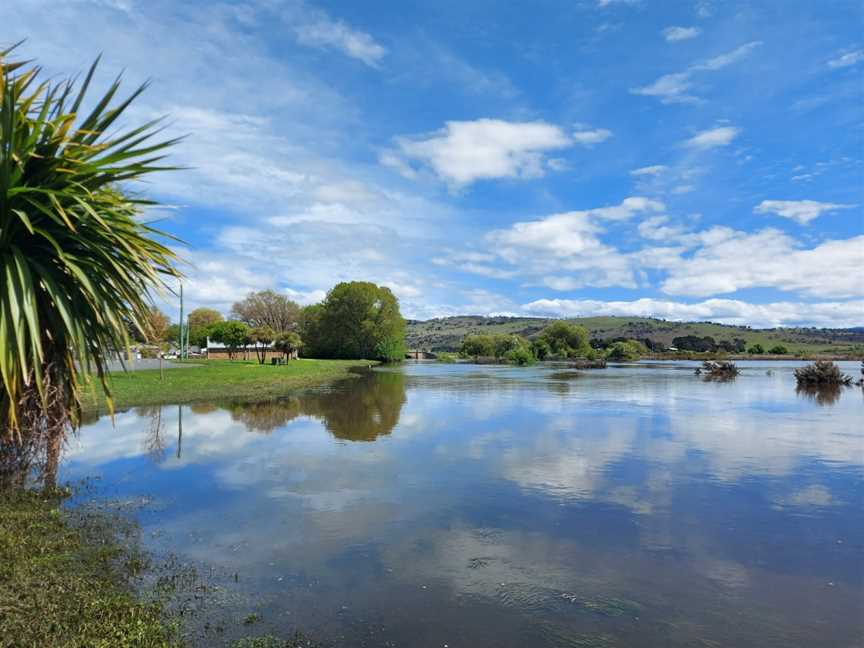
[462,197,665,289]
[754,200,856,224]
[522,297,864,328]
[656,230,864,298]
[382,119,572,186]
[663,26,701,42]
[293,8,386,66]
[828,49,864,69]
[683,126,740,149]
[632,41,762,103]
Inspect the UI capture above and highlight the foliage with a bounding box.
[768,345,788,355]
[0,48,180,443]
[537,321,591,358]
[300,282,406,362]
[794,361,852,386]
[530,337,551,360]
[696,360,740,380]
[747,343,765,355]
[207,321,250,359]
[460,334,496,359]
[0,489,179,647]
[248,326,276,365]
[187,307,223,347]
[459,333,534,364]
[672,335,717,353]
[274,331,303,361]
[605,340,646,361]
[504,346,534,365]
[435,351,458,363]
[142,307,170,345]
[231,290,300,334]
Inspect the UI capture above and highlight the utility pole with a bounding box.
[178,282,185,360]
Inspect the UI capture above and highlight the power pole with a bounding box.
[178,282,185,360]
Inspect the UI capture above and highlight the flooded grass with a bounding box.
[79,360,373,413]
[0,488,180,647]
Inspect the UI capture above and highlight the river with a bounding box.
[62,360,864,647]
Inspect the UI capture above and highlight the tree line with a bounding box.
[133,282,407,363]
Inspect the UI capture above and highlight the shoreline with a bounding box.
[80,359,378,415]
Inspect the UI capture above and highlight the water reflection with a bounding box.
[57,362,863,648]
[795,383,844,406]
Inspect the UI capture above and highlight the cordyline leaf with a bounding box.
[0,45,183,442]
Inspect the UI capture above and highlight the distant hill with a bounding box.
[406,315,864,355]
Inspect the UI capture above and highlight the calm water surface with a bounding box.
[64,361,864,647]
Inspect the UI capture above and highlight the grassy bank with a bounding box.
[81,359,373,413]
[0,489,178,647]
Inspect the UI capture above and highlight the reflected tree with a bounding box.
[796,384,843,407]
[227,398,303,434]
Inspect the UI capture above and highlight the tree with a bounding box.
[606,340,645,361]
[301,282,406,362]
[208,321,250,360]
[231,290,300,333]
[531,338,552,360]
[747,343,765,355]
[188,307,223,347]
[274,331,303,362]
[537,321,591,358]
[672,335,717,353]
[248,326,276,364]
[143,307,171,345]
[768,345,789,355]
[0,49,180,443]
[460,334,495,359]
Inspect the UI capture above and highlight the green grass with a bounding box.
[0,489,179,648]
[80,359,373,413]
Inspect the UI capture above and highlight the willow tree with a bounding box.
[0,46,180,445]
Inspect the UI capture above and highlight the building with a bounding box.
[205,338,298,361]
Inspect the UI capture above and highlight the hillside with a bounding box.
[406,316,864,356]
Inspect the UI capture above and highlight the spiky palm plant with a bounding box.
[0,46,181,444]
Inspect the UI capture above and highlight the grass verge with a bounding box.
[80,359,374,413]
[0,488,178,648]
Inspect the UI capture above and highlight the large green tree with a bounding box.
[187,307,222,346]
[301,282,406,361]
[0,49,180,442]
[537,321,591,358]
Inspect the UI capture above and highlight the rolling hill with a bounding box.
[406,316,864,356]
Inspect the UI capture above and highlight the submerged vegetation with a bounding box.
[696,360,740,380]
[794,361,853,386]
[0,489,179,647]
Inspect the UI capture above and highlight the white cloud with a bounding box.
[828,49,864,69]
[522,297,864,328]
[384,119,572,186]
[754,200,856,225]
[293,9,386,66]
[683,126,740,149]
[663,26,701,42]
[467,198,665,289]
[632,41,762,103]
[596,0,640,6]
[656,230,864,298]
[572,128,613,145]
[630,165,667,176]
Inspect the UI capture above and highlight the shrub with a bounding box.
[696,360,739,380]
[768,345,789,355]
[747,343,765,355]
[794,361,852,386]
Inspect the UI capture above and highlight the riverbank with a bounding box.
[0,488,178,647]
[81,359,375,413]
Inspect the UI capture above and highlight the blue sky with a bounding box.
[5,0,863,327]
